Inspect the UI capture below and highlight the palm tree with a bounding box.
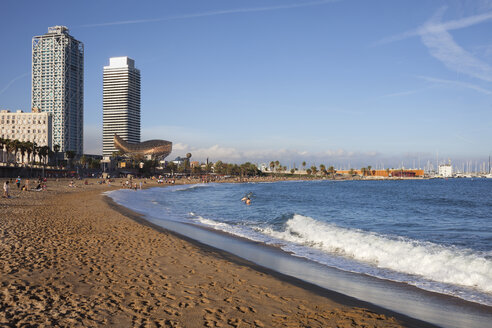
[7,139,19,163]
[302,161,306,172]
[269,161,275,173]
[386,168,390,177]
[361,167,367,177]
[205,162,213,174]
[19,141,28,164]
[24,141,33,165]
[214,161,224,175]
[80,155,88,169]
[319,164,326,176]
[15,140,22,163]
[367,165,372,176]
[53,144,60,167]
[33,142,39,165]
[306,168,312,175]
[66,150,76,168]
[349,168,355,176]
[328,166,336,179]
[167,161,177,175]
[39,146,50,165]
[310,165,318,176]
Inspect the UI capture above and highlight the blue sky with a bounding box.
[1,0,491,169]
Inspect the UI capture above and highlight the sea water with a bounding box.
[108,179,492,307]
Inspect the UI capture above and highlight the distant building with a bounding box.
[0,108,52,163]
[32,26,84,154]
[438,164,453,177]
[102,57,141,157]
[337,169,425,177]
[172,157,185,166]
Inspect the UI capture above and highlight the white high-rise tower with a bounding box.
[32,26,84,154]
[102,57,141,157]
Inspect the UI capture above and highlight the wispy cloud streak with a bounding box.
[376,9,492,45]
[377,8,492,83]
[420,8,492,82]
[377,87,431,99]
[0,73,28,96]
[81,0,337,27]
[418,75,492,95]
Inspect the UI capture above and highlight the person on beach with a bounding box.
[15,176,21,189]
[3,181,10,198]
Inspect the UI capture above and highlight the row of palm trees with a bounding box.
[304,164,337,178]
[0,137,60,166]
[268,160,338,178]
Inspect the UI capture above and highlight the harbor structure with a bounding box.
[32,26,84,154]
[0,108,52,163]
[438,163,453,178]
[102,57,141,157]
[334,169,425,177]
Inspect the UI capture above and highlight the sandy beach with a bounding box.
[0,178,430,327]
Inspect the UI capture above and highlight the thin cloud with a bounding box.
[0,72,28,96]
[377,8,492,83]
[377,88,429,99]
[418,75,492,95]
[81,0,338,27]
[420,8,492,82]
[376,9,492,45]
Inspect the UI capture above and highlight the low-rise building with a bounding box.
[0,108,52,162]
[438,164,453,177]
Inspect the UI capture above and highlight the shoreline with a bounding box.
[106,186,492,328]
[105,194,441,328]
[0,178,478,327]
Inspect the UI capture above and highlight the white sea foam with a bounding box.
[259,214,492,294]
[190,214,257,240]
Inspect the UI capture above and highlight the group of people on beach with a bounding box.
[121,179,143,191]
[3,176,46,197]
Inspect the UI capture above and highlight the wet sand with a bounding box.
[0,178,430,327]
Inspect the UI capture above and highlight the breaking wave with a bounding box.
[259,214,492,294]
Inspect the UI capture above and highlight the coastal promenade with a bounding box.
[0,178,427,327]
